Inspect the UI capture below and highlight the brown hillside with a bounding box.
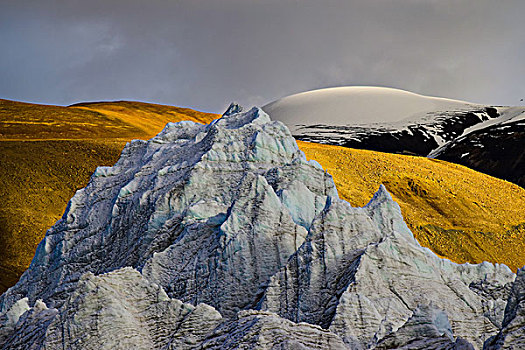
[1,99,524,294]
[0,99,215,141]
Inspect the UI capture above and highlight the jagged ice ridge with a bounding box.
[0,105,522,349]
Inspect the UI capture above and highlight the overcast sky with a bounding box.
[1,0,524,113]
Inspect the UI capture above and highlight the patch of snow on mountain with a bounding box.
[263,86,477,132]
[460,107,525,137]
[429,106,525,158]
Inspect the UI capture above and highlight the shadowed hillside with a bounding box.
[1,99,524,293]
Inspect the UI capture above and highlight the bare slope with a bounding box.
[431,107,525,188]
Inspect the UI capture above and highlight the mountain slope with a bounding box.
[0,99,219,293]
[264,87,525,190]
[0,140,125,292]
[298,140,525,270]
[0,98,215,141]
[0,108,517,349]
[430,107,525,188]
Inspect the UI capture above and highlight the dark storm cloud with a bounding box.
[0,0,523,112]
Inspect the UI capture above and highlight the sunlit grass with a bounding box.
[0,99,219,292]
[298,140,525,270]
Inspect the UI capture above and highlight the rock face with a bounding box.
[0,268,223,349]
[0,105,521,349]
[286,107,499,157]
[260,185,514,348]
[201,310,348,349]
[430,107,525,188]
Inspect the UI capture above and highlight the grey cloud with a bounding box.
[0,0,523,113]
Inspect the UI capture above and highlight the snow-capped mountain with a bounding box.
[263,86,500,156]
[0,105,522,349]
[263,86,525,188]
[430,107,525,188]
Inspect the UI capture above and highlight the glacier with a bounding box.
[0,104,522,349]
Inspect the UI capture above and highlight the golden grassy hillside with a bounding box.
[0,140,124,291]
[0,99,219,292]
[298,141,525,270]
[1,99,524,294]
[1,99,215,141]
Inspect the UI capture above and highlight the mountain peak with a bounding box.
[263,86,475,130]
[0,107,517,349]
[223,102,244,116]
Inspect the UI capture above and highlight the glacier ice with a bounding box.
[484,268,525,349]
[0,105,521,349]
